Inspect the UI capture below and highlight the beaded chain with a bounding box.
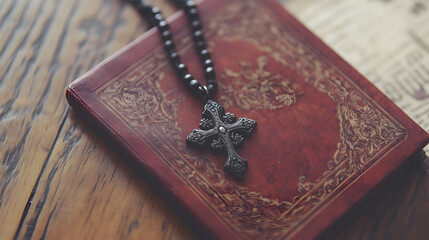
[129,0,217,100]
[128,0,257,181]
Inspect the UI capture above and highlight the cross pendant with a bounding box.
[187,100,257,181]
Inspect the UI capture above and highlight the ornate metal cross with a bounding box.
[187,100,257,181]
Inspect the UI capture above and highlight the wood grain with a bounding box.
[0,0,428,239]
[16,111,195,240]
[1,0,194,239]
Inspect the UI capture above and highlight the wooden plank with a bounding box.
[15,112,195,239]
[0,0,156,238]
[0,0,196,238]
[0,0,76,237]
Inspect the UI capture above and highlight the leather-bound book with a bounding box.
[66,0,429,239]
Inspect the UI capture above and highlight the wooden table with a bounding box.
[1,0,428,239]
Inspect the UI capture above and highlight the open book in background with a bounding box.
[283,0,429,153]
[66,0,429,239]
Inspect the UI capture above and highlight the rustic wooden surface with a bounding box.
[0,0,428,240]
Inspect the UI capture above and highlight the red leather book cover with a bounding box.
[66,0,429,239]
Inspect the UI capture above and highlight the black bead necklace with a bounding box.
[129,0,257,181]
[130,0,216,99]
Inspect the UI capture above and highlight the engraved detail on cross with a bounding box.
[187,100,257,181]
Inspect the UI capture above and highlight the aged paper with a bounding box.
[282,0,429,152]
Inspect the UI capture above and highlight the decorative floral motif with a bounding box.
[230,132,244,148]
[98,54,181,136]
[199,118,215,130]
[210,138,225,153]
[219,56,297,111]
[228,156,247,173]
[222,112,237,124]
[97,1,407,239]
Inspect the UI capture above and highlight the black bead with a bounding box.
[184,0,196,9]
[187,8,199,20]
[196,85,207,99]
[200,49,211,61]
[158,20,169,31]
[193,30,204,42]
[183,74,193,84]
[189,79,201,93]
[154,13,164,22]
[161,30,171,41]
[195,41,206,51]
[191,20,201,31]
[204,59,214,68]
[151,7,161,15]
[163,40,175,52]
[205,67,215,80]
[175,63,188,76]
[169,51,180,64]
[207,82,217,97]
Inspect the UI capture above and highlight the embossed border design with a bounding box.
[96,1,407,239]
